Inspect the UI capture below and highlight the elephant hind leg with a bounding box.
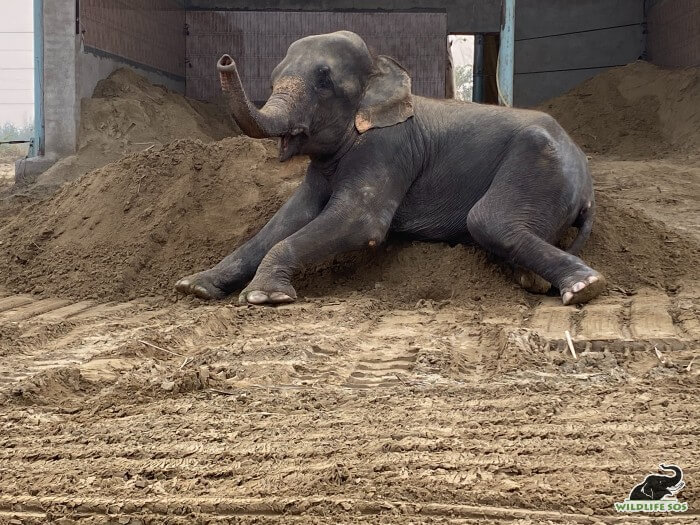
[514,267,552,294]
[513,198,595,296]
[470,219,605,305]
[466,127,604,305]
[567,199,595,256]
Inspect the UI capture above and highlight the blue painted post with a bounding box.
[31,0,44,157]
[497,0,515,107]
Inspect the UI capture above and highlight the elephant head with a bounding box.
[629,464,685,500]
[217,30,414,162]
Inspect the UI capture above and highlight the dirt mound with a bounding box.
[30,68,236,189]
[539,61,700,158]
[1,63,697,304]
[0,135,697,303]
[0,137,305,300]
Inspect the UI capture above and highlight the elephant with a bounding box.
[628,464,685,500]
[176,30,605,306]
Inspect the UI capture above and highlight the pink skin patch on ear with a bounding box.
[355,113,372,133]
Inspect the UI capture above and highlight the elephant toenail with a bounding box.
[587,275,599,284]
[193,285,209,297]
[562,291,574,305]
[247,291,269,304]
[269,292,293,303]
[572,282,585,293]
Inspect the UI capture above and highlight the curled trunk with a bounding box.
[660,464,682,486]
[217,54,289,138]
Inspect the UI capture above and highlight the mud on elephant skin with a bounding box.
[176,30,605,306]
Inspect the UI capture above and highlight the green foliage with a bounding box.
[0,122,33,162]
[454,64,474,102]
[0,121,33,142]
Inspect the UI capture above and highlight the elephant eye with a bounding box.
[316,66,333,90]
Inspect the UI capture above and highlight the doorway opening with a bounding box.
[447,34,474,101]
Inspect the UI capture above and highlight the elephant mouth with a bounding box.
[279,128,307,162]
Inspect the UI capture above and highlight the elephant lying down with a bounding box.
[177,30,605,306]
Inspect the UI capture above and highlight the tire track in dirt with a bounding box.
[0,287,698,523]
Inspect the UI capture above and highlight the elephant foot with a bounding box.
[175,270,228,300]
[560,271,606,305]
[515,268,551,294]
[239,282,297,306]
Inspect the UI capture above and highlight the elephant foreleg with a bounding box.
[175,169,330,299]
[239,188,397,305]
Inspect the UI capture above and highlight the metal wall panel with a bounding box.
[647,0,700,68]
[514,0,645,107]
[186,11,447,102]
[80,0,186,77]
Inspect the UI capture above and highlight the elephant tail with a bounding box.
[568,199,595,256]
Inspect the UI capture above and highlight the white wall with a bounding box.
[0,0,34,127]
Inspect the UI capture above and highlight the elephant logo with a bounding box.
[614,464,688,513]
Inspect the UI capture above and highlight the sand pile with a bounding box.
[1,63,698,303]
[540,61,700,158]
[0,135,697,303]
[1,137,305,300]
[30,68,236,188]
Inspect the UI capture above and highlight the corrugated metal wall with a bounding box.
[186,11,447,102]
[80,0,186,78]
[514,0,645,107]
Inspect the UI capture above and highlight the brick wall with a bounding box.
[647,0,700,68]
[80,0,186,77]
[185,11,447,102]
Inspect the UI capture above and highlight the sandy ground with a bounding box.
[1,157,698,525]
[0,66,699,523]
[0,163,13,189]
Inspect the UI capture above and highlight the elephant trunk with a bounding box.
[660,464,682,486]
[217,54,290,138]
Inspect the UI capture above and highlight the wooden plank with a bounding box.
[629,297,677,339]
[577,304,624,341]
[529,304,573,340]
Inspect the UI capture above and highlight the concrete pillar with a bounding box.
[16,0,78,183]
[43,0,78,156]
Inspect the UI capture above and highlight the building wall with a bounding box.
[184,0,501,34]
[513,0,645,107]
[76,48,186,102]
[646,0,700,68]
[186,10,447,103]
[18,0,188,181]
[79,0,186,79]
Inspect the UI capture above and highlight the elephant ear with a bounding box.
[355,55,414,133]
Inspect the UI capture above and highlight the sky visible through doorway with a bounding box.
[449,35,475,101]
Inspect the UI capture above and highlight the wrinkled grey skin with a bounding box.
[176,31,605,306]
[628,465,685,500]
